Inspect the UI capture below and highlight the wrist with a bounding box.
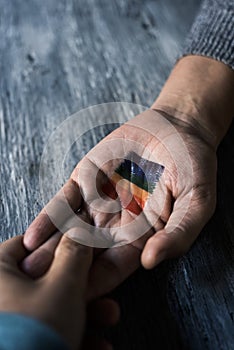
[151,56,234,149]
[151,94,217,150]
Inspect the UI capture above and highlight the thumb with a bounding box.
[46,231,93,293]
[141,191,215,269]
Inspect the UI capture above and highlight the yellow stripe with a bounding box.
[111,172,123,183]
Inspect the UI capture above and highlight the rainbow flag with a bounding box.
[102,152,164,215]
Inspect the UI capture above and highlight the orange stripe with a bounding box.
[133,194,146,208]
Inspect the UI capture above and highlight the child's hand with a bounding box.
[0,235,119,350]
[22,109,217,299]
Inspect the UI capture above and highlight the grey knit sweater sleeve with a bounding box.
[182,0,234,69]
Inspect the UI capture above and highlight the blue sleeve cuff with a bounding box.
[0,312,69,350]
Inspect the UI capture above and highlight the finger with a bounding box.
[87,228,154,300]
[22,211,93,279]
[87,298,120,327]
[88,245,140,300]
[46,233,93,293]
[0,235,29,265]
[141,190,215,269]
[20,232,62,278]
[24,179,82,251]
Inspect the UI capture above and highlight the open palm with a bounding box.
[22,109,217,299]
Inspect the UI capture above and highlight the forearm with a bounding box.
[151,55,234,149]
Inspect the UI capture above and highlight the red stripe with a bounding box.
[125,197,143,215]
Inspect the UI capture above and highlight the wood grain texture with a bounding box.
[0,0,233,349]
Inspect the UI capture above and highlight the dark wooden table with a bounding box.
[1,1,234,349]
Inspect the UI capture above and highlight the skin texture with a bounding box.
[153,56,234,148]
[22,56,234,300]
[0,235,119,350]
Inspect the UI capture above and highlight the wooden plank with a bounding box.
[1,0,233,349]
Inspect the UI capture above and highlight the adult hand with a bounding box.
[22,55,234,300]
[0,235,119,350]
[22,107,217,299]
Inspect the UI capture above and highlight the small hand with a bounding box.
[0,235,119,350]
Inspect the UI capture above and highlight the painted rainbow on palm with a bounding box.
[102,152,164,215]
